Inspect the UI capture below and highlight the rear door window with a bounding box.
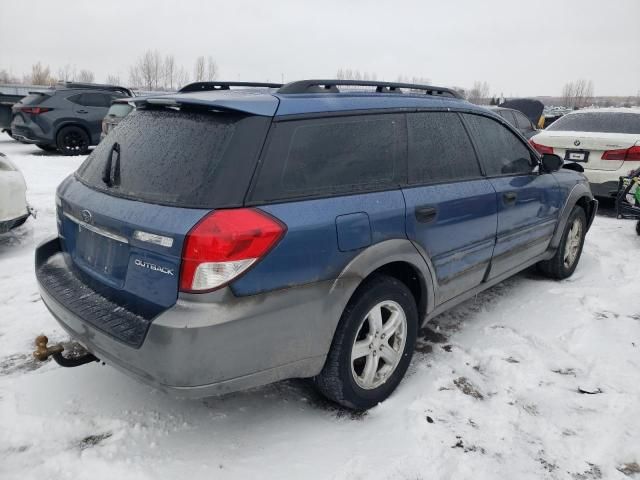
[250,114,405,202]
[499,110,516,126]
[407,111,481,184]
[76,108,270,208]
[513,111,533,130]
[77,93,112,107]
[463,114,536,176]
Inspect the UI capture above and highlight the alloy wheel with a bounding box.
[351,300,407,390]
[563,218,583,269]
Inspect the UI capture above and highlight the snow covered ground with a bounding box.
[0,132,639,480]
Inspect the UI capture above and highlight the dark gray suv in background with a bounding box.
[11,82,132,155]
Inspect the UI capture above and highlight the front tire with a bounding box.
[56,126,90,156]
[538,206,587,279]
[314,274,418,410]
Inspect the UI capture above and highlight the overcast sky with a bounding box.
[1,0,639,96]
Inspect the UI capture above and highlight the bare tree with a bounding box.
[206,56,217,81]
[163,54,176,90]
[0,69,20,84]
[29,62,53,85]
[128,64,143,89]
[77,69,95,83]
[129,50,163,90]
[175,66,190,89]
[194,56,206,82]
[57,64,76,83]
[561,79,594,109]
[335,69,380,82]
[106,74,121,85]
[468,81,491,105]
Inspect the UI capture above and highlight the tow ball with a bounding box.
[33,335,99,368]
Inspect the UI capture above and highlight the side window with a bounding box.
[407,112,481,184]
[75,93,111,107]
[66,94,83,105]
[499,110,516,126]
[464,114,535,176]
[250,114,404,202]
[514,111,533,130]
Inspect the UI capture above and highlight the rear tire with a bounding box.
[314,274,418,410]
[538,206,587,279]
[636,220,640,236]
[56,126,90,156]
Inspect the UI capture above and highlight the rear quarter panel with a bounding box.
[230,190,407,296]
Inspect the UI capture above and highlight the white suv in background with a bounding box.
[530,108,640,197]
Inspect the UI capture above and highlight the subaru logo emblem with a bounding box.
[81,209,92,224]
[574,139,581,146]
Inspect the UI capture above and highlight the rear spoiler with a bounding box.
[139,91,279,116]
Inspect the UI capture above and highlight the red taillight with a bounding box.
[20,106,51,115]
[602,145,640,161]
[179,208,285,292]
[627,146,640,161]
[530,140,554,155]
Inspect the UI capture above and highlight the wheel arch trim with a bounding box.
[550,183,595,249]
[330,238,436,324]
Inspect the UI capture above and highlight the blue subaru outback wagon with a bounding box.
[35,80,597,410]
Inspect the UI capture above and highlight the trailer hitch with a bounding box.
[33,335,99,368]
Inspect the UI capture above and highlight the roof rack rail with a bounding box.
[178,81,283,93]
[56,81,132,96]
[277,79,463,98]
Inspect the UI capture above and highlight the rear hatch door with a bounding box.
[59,106,272,311]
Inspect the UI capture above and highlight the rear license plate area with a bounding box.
[76,225,129,280]
[565,150,589,162]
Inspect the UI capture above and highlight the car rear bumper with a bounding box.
[35,236,336,397]
[585,163,640,197]
[0,212,30,233]
[10,123,50,145]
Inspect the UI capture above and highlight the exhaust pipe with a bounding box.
[33,335,99,368]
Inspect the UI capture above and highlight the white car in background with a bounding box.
[0,152,32,233]
[531,108,640,197]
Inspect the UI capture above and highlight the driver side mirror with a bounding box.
[540,153,563,173]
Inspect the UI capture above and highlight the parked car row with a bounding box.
[9,82,132,155]
[32,79,597,410]
[530,108,640,197]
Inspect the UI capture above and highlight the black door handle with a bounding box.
[415,206,437,223]
[503,192,517,204]
[77,110,89,114]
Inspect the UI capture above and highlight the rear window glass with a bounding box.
[20,93,49,105]
[547,112,640,134]
[76,108,266,208]
[107,103,134,118]
[513,111,533,129]
[250,114,404,202]
[407,112,481,184]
